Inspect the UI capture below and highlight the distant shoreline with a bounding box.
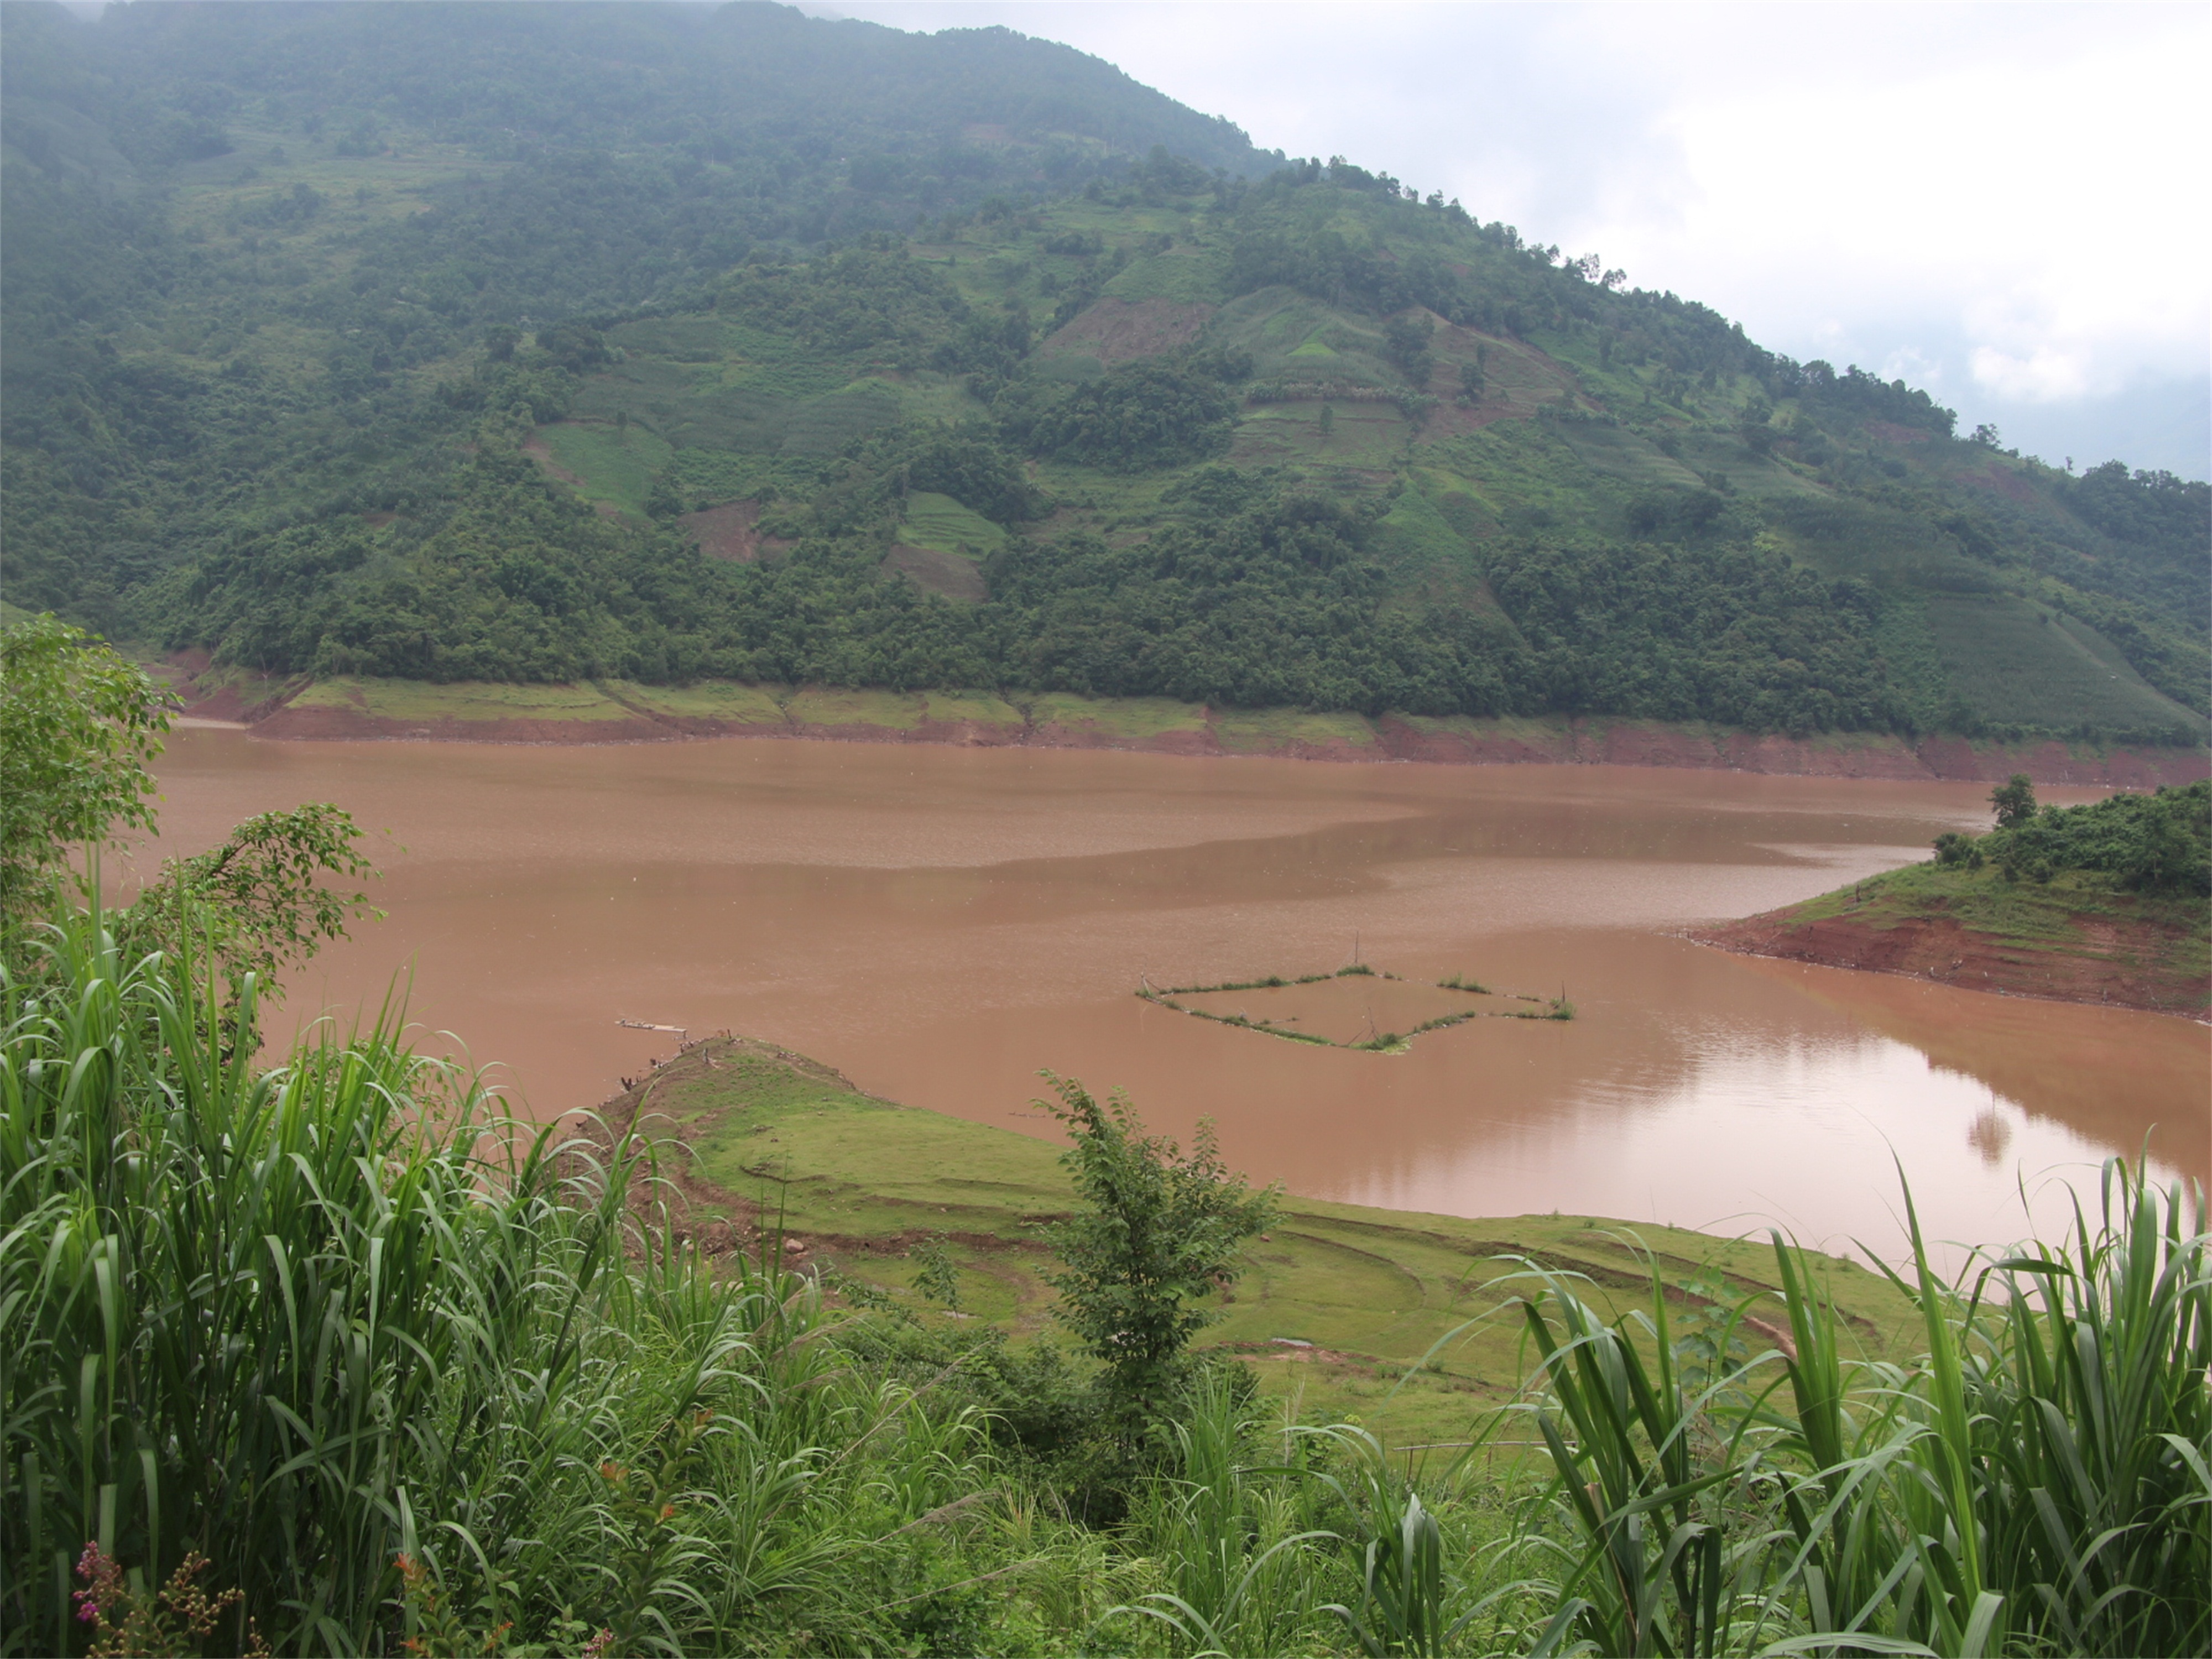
[165,666,2210,789]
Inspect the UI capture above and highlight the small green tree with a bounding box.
[910,1235,962,1310]
[125,803,381,1002]
[1,616,379,1008]
[0,615,171,921]
[1381,314,1434,387]
[1990,772,2038,830]
[1039,1076,1276,1431]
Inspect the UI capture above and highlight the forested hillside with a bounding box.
[3,0,2205,747]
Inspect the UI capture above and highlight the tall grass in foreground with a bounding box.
[0,913,1013,1656]
[4,907,2205,1656]
[1098,1170,2209,1658]
[1490,1175,2210,1657]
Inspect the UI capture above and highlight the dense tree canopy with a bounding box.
[2,1,2204,750]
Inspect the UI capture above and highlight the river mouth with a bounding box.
[134,728,2205,1261]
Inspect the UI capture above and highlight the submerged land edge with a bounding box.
[168,661,2211,788]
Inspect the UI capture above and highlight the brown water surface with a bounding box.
[138,728,2207,1258]
[1176,975,1507,1045]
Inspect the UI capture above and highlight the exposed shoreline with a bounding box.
[1688,885,2210,1021]
[169,664,2210,789]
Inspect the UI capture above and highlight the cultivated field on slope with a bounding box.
[515,188,2203,744]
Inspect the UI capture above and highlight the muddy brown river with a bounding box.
[137,727,2206,1259]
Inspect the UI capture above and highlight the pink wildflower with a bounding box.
[73,1541,122,1625]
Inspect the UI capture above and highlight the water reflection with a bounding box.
[137,727,2205,1256]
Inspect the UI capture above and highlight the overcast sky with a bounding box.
[816,1,2210,478]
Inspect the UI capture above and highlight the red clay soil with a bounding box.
[157,653,303,722]
[881,544,987,601]
[679,500,792,564]
[1960,460,2041,505]
[910,717,1030,748]
[782,714,1027,749]
[1691,908,2209,1019]
[520,434,585,488]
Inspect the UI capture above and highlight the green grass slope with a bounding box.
[614,1036,1919,1446]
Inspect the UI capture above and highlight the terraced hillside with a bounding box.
[4,3,2206,755]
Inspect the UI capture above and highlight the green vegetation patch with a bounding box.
[1212,706,1378,752]
[534,421,673,517]
[1207,287,1350,377]
[643,1037,1914,1442]
[290,677,636,723]
[1791,862,2200,950]
[18,84,2207,755]
[785,686,930,730]
[776,380,908,456]
[896,490,1005,556]
[1025,691,1210,739]
[660,451,824,515]
[606,680,790,728]
[1229,399,1409,469]
[1746,780,2210,1012]
[1923,593,2204,737]
[1375,485,1479,597]
[713,323,865,399]
[1098,247,1228,306]
[1428,420,1627,540]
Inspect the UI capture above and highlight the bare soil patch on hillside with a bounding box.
[882,543,987,601]
[520,434,584,487]
[1961,461,2039,504]
[680,499,792,564]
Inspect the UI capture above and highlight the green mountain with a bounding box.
[3,1,2205,748]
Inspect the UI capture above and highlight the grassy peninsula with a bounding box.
[591,1033,1873,1447]
[1696,778,2211,1016]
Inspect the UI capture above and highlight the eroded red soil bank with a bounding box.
[1691,907,2209,1019]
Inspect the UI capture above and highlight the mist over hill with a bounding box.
[2,0,2204,749]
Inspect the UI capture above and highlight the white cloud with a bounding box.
[1969,346,2091,404]
[826,1,2212,472]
